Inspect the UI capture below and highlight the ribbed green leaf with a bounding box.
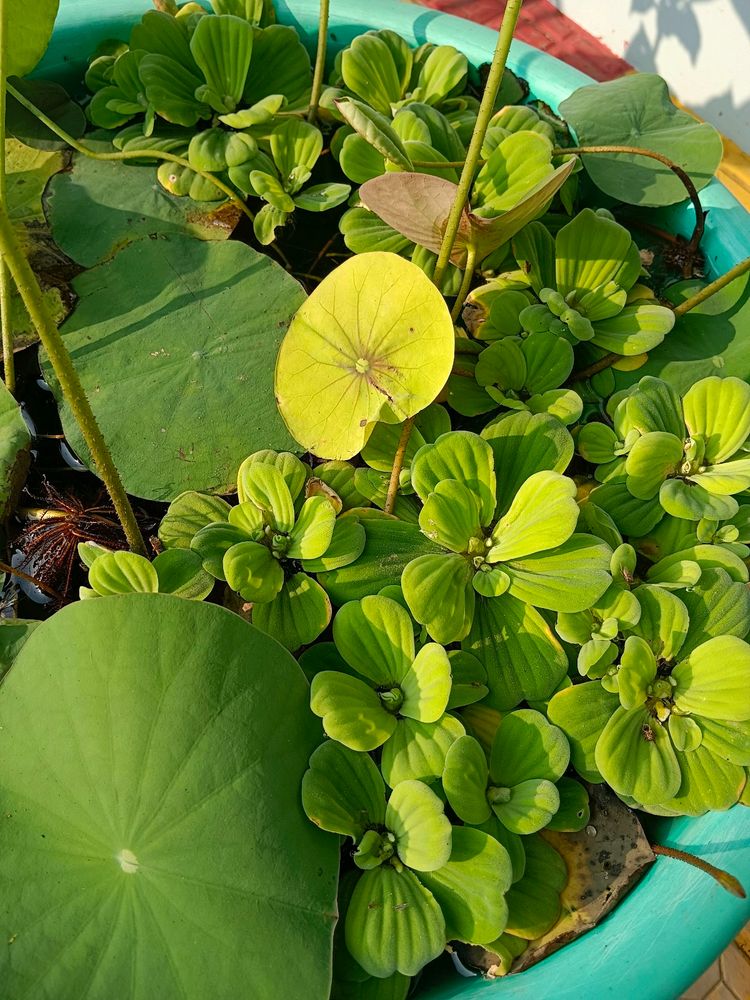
[387,780,452,872]
[418,827,511,944]
[302,739,385,840]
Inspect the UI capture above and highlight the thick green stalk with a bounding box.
[673,253,750,316]
[0,205,146,554]
[0,0,14,394]
[385,1,524,512]
[307,0,330,124]
[432,0,524,287]
[450,242,478,323]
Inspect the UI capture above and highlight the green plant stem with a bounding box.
[555,144,705,276]
[384,416,414,516]
[385,2,523,502]
[0,205,146,555]
[307,0,329,124]
[0,0,14,395]
[0,262,13,393]
[652,843,746,898]
[673,253,750,317]
[450,242,477,323]
[433,0,524,289]
[571,253,750,383]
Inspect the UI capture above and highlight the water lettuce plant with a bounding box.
[302,738,513,977]
[3,0,749,994]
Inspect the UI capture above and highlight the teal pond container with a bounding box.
[38,2,750,997]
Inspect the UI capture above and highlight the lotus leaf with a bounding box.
[0,595,338,999]
[275,252,454,460]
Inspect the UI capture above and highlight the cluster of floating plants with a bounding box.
[0,0,749,997]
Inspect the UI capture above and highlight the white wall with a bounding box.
[551,0,750,151]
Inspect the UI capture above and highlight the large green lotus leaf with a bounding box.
[318,512,441,604]
[490,709,570,786]
[697,718,750,766]
[488,471,578,562]
[503,534,612,613]
[402,552,475,644]
[380,714,465,788]
[559,74,722,206]
[275,252,453,460]
[0,620,39,680]
[465,594,568,710]
[656,744,746,816]
[481,410,574,516]
[400,643,451,723]
[547,681,620,783]
[555,208,640,304]
[5,0,58,76]
[595,707,681,803]
[387,779,452,872]
[42,235,302,500]
[346,866,445,978]
[6,137,64,224]
[0,594,338,999]
[411,430,496,525]
[419,827,511,945]
[672,635,750,721]
[311,671,397,751]
[7,77,85,151]
[334,594,415,686]
[443,735,492,825]
[0,381,31,520]
[631,584,688,661]
[683,376,750,464]
[302,739,386,841]
[679,568,750,657]
[504,834,567,939]
[190,14,253,113]
[252,572,331,650]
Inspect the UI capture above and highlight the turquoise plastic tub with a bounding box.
[37,2,750,996]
